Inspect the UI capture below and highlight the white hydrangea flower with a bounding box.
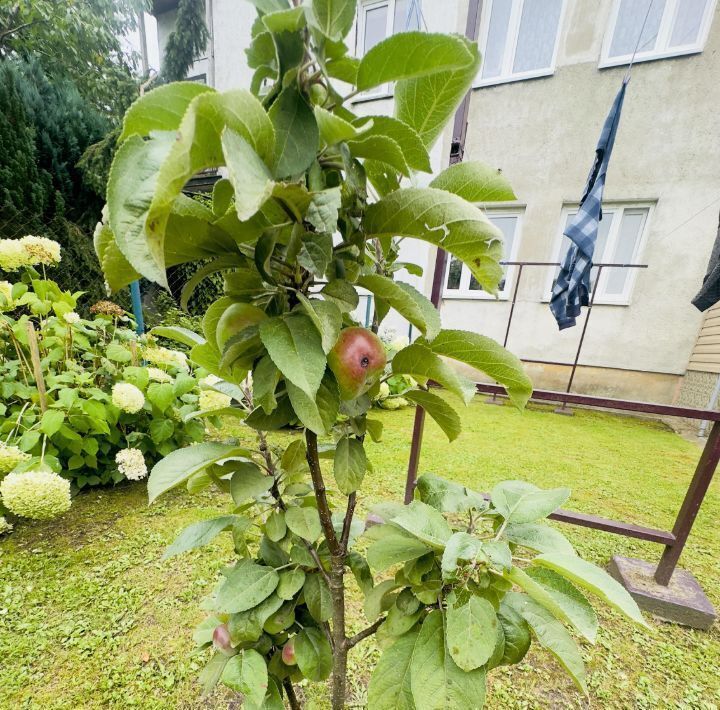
[378,382,391,400]
[0,281,14,311]
[144,346,189,371]
[148,367,173,383]
[199,374,221,388]
[0,239,29,271]
[199,389,232,412]
[0,444,30,475]
[115,448,148,481]
[390,336,409,352]
[112,382,145,413]
[63,312,80,325]
[0,470,71,520]
[19,235,61,266]
[0,516,13,535]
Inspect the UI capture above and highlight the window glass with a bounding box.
[604,210,645,295]
[446,258,463,290]
[609,0,666,57]
[482,0,513,79]
[513,0,563,73]
[364,5,389,53]
[393,0,420,32]
[558,211,614,289]
[670,0,709,46]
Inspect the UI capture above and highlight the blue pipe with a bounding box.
[130,280,145,334]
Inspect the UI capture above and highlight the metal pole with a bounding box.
[404,0,482,503]
[490,264,524,404]
[130,281,145,335]
[655,419,720,584]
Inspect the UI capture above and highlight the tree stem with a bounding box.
[283,679,301,710]
[305,429,340,556]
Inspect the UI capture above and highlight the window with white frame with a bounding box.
[601,0,717,67]
[358,0,421,55]
[444,212,522,299]
[477,0,565,86]
[547,204,651,304]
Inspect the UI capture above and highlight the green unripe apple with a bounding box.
[327,327,387,400]
[309,83,328,106]
[281,638,296,665]
[216,302,266,351]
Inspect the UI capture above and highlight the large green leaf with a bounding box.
[415,473,487,513]
[296,296,342,354]
[304,0,356,42]
[333,436,367,494]
[441,532,484,581]
[286,370,339,435]
[295,627,332,681]
[268,87,319,177]
[230,462,274,504]
[532,553,648,627]
[347,134,409,176]
[353,115,431,172]
[221,128,274,221]
[410,610,487,710]
[285,506,322,541]
[430,161,516,203]
[363,187,504,293]
[315,106,364,145]
[491,481,570,524]
[306,188,342,234]
[390,500,453,549]
[148,443,250,503]
[358,275,440,340]
[395,36,481,149]
[119,82,214,142]
[93,219,140,292]
[259,314,326,398]
[392,343,476,404]
[504,592,587,694]
[366,526,430,571]
[150,326,206,348]
[216,559,280,614]
[220,649,268,707]
[368,627,419,709]
[497,603,531,666]
[504,522,575,556]
[357,32,474,91]
[405,390,462,442]
[303,572,333,622]
[506,566,597,643]
[419,329,532,410]
[446,595,497,671]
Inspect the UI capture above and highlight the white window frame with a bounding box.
[442,209,524,301]
[544,202,654,306]
[600,0,717,68]
[474,0,567,88]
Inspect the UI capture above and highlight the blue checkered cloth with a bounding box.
[550,79,628,330]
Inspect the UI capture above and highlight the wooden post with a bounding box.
[130,339,139,366]
[26,321,47,413]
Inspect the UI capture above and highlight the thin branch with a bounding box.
[340,492,357,553]
[305,429,340,556]
[346,617,385,649]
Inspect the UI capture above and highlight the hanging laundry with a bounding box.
[692,213,720,312]
[550,78,628,330]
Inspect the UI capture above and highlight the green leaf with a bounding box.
[326,55,360,83]
[228,594,283,645]
[390,501,452,549]
[259,314,326,398]
[40,409,65,437]
[265,511,287,542]
[222,128,274,221]
[404,390,462,443]
[119,82,213,142]
[147,382,175,412]
[347,134,409,176]
[315,106,362,145]
[333,436,367,494]
[320,279,359,312]
[253,355,280,413]
[199,652,229,696]
[364,187,504,293]
[366,417,383,442]
[286,369,339,435]
[262,5,306,32]
[295,627,332,681]
[248,0,290,12]
[366,526,429,572]
[93,220,140,292]
[491,481,570,524]
[297,232,333,276]
[149,443,251,503]
[306,188,342,234]
[505,522,576,556]
[415,473,487,513]
[277,568,306,600]
[497,602,531,666]
[395,36,481,149]
[441,532,484,581]
[364,579,399,622]
[164,515,239,559]
[220,649,268,706]
[410,610,487,710]
[285,506,322,541]
[268,87,319,177]
[357,32,474,91]
[245,396,296,430]
[354,115,431,172]
[358,275,440,340]
[216,559,280,614]
[105,341,132,363]
[230,462,274,504]
[151,326,206,348]
[304,0,356,42]
[505,592,587,694]
[368,630,418,709]
[430,161,516,203]
[149,418,174,444]
[446,595,497,671]
[420,330,532,410]
[392,343,476,405]
[296,296,342,354]
[532,553,649,628]
[303,573,333,622]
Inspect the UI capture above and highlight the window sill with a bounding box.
[473,67,555,89]
[599,46,703,69]
[442,293,510,302]
[350,91,394,104]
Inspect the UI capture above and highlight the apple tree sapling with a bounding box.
[95,0,648,707]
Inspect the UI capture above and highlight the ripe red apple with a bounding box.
[212,623,234,656]
[216,302,266,350]
[282,639,297,665]
[327,327,387,400]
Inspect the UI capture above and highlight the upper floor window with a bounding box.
[547,204,651,305]
[477,0,565,86]
[359,0,421,55]
[600,0,717,67]
[444,211,523,300]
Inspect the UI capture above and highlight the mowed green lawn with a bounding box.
[2,400,719,709]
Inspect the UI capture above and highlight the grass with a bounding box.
[1,400,719,709]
